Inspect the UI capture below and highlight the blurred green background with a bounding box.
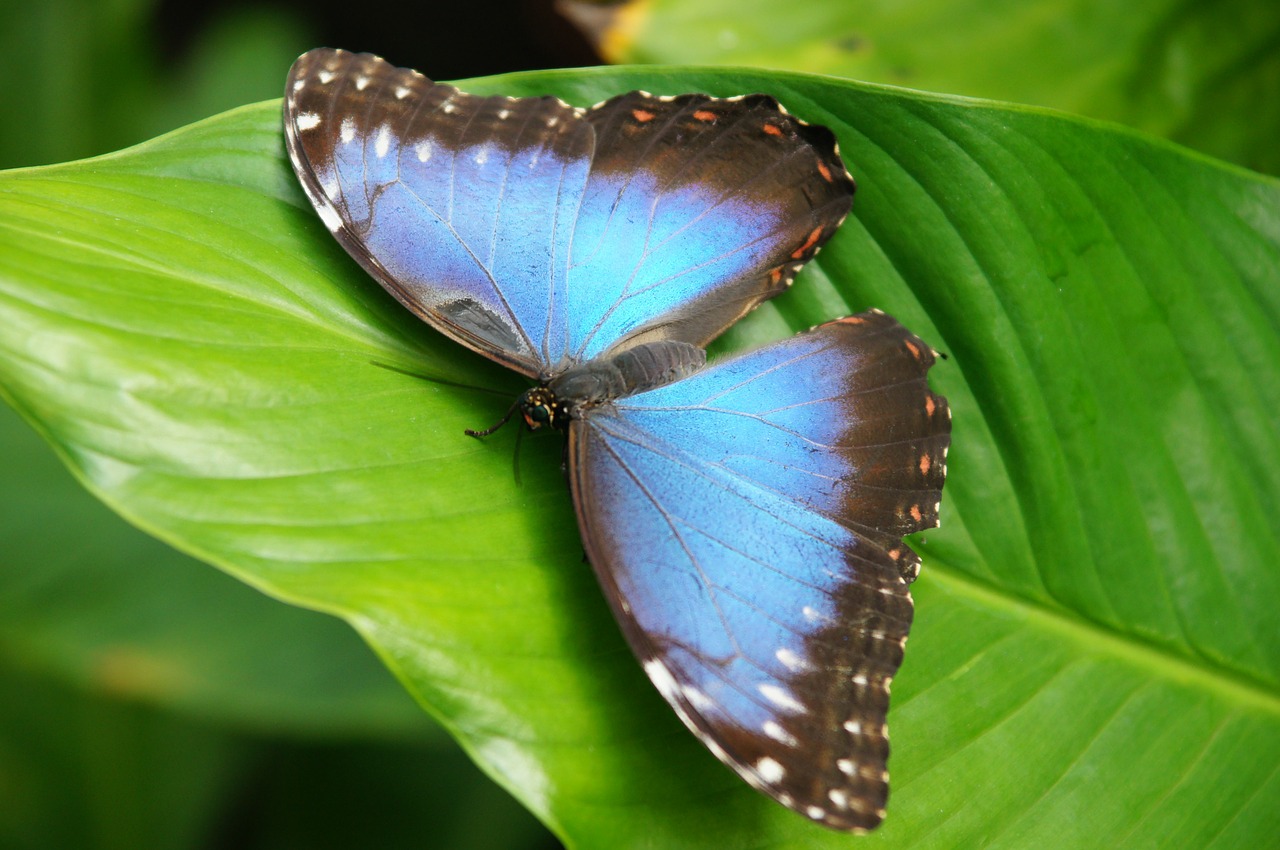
[2,0,1276,847]
[560,0,1280,176]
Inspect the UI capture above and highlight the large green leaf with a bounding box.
[0,399,428,737]
[1,67,1277,847]
[561,0,1280,176]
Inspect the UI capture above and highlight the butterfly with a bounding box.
[283,48,950,833]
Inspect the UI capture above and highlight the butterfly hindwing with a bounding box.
[284,49,854,376]
[567,312,950,831]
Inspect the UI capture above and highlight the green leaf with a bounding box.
[562,0,1280,175]
[0,400,429,737]
[1,67,1278,847]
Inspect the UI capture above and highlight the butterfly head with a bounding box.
[464,386,571,438]
[518,387,569,431]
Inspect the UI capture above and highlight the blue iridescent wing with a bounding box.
[283,49,854,376]
[561,91,854,364]
[568,312,950,832]
[284,49,592,376]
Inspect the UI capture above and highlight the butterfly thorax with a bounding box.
[521,340,706,431]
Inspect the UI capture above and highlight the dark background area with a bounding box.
[0,0,599,170]
[155,0,597,79]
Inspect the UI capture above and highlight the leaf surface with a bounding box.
[1,67,1277,847]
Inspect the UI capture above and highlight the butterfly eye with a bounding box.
[518,389,558,430]
[528,404,551,426]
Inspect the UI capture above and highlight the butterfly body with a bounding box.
[284,49,950,832]
[521,340,706,430]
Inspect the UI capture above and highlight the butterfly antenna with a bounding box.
[368,359,511,398]
[464,400,520,438]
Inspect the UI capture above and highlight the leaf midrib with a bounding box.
[927,564,1280,710]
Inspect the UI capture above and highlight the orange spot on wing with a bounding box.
[762,122,784,137]
[790,226,824,259]
[904,339,922,360]
[910,504,923,523]
[925,396,936,417]
[919,454,931,476]
[769,268,783,284]
[693,109,717,122]
[816,160,833,182]
[632,109,655,122]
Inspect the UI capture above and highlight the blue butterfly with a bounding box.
[284,49,950,832]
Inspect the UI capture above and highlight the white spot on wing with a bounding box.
[837,758,856,775]
[681,685,713,712]
[475,147,488,166]
[395,86,410,99]
[829,789,849,809]
[755,757,785,783]
[758,683,806,714]
[316,203,343,232]
[844,719,862,735]
[762,721,799,747]
[375,124,391,158]
[802,605,833,624]
[775,647,812,673]
[317,70,334,84]
[295,112,321,131]
[355,74,370,91]
[340,117,356,144]
[643,658,680,703]
[416,141,432,162]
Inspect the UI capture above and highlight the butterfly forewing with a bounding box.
[568,313,949,831]
[285,49,854,377]
[284,48,593,376]
[564,91,855,361]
